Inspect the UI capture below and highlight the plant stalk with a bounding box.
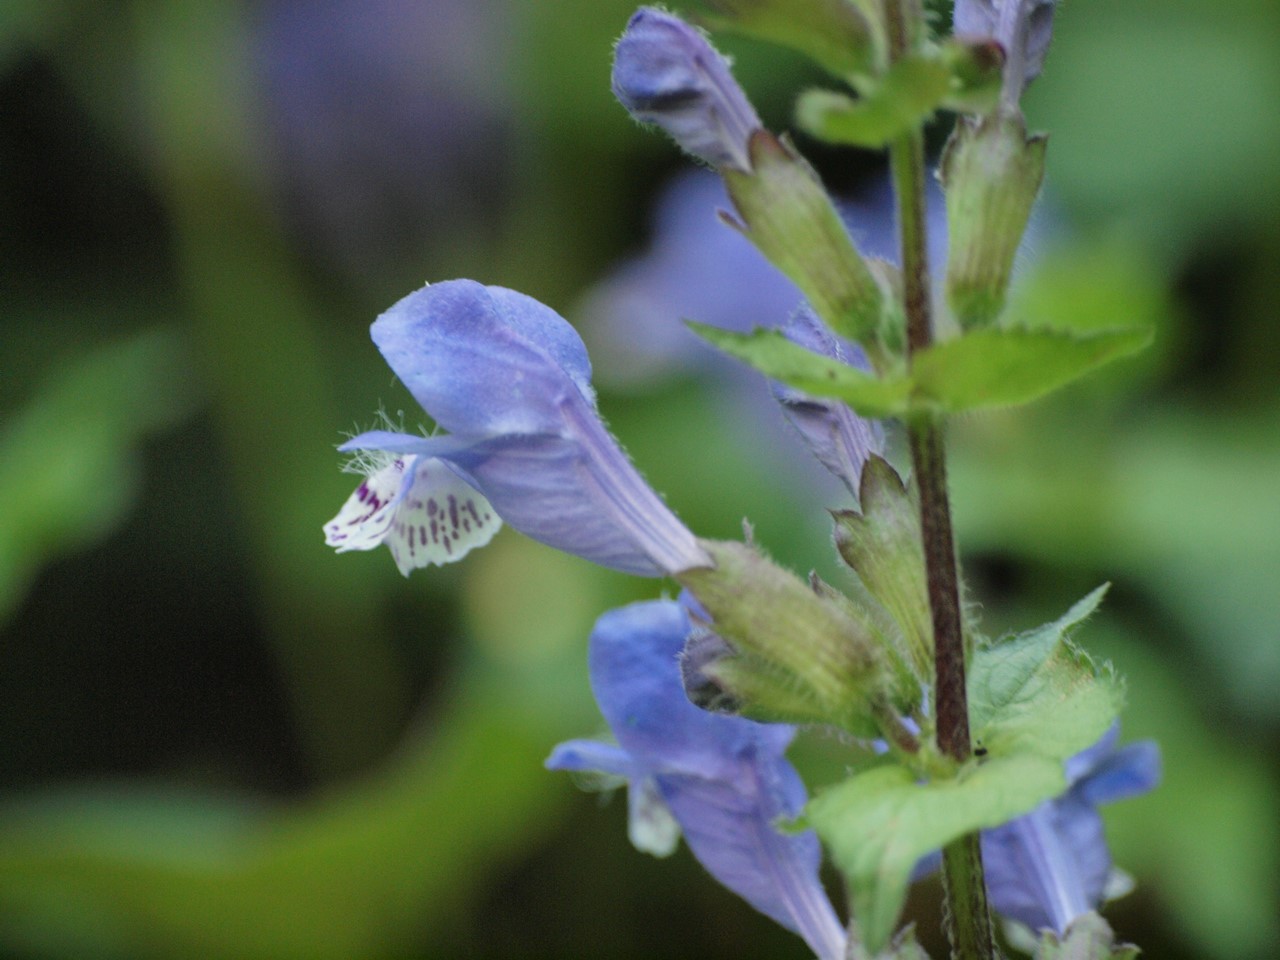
[885,2,1000,957]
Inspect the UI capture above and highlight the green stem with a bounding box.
[885,2,1000,957]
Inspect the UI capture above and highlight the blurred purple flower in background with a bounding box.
[578,169,949,390]
[547,600,847,960]
[250,0,513,276]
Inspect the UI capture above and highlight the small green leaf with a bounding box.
[969,586,1124,761]
[909,326,1153,412]
[686,323,912,417]
[796,55,952,148]
[807,754,1064,954]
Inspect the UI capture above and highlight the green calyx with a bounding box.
[833,456,932,683]
[1034,912,1142,960]
[940,112,1048,330]
[677,538,910,736]
[722,131,890,367]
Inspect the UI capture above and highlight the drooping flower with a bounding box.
[326,280,711,576]
[612,7,762,171]
[547,600,847,960]
[981,724,1161,935]
[774,304,885,497]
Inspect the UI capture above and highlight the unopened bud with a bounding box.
[612,7,761,171]
[678,539,901,734]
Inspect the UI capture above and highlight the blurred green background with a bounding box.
[1,0,1277,957]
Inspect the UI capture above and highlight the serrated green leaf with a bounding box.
[686,323,912,417]
[807,754,1063,954]
[969,586,1124,761]
[796,55,952,148]
[910,326,1154,412]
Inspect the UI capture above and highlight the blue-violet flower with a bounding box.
[612,7,761,171]
[774,304,885,497]
[547,600,847,960]
[982,724,1161,935]
[325,280,711,576]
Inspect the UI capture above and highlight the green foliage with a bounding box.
[689,322,1153,417]
[677,539,898,734]
[941,115,1048,330]
[796,55,952,148]
[0,674,568,960]
[686,323,913,415]
[833,457,931,681]
[0,330,197,624]
[909,326,1154,412]
[1033,912,1140,960]
[807,754,1064,955]
[701,0,876,78]
[968,586,1124,762]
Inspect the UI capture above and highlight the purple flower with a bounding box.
[547,600,847,960]
[327,281,711,576]
[251,0,514,277]
[612,8,762,171]
[953,0,1057,99]
[774,304,885,496]
[982,725,1161,934]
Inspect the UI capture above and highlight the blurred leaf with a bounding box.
[1026,3,1280,239]
[128,0,412,777]
[910,326,1153,412]
[700,0,876,79]
[796,56,952,148]
[807,754,1063,954]
[0,671,570,960]
[952,403,1280,721]
[0,329,197,623]
[1086,619,1280,959]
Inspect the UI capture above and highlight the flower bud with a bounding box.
[677,539,905,735]
[612,7,761,171]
